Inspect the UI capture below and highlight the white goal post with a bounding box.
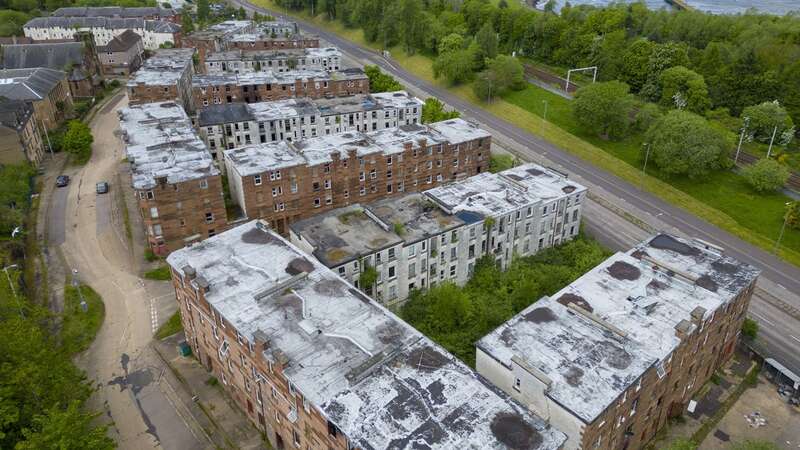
[565,66,598,92]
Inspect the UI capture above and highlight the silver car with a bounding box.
[96,181,109,194]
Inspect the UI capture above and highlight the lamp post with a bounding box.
[773,202,792,254]
[3,264,23,318]
[767,124,779,158]
[541,100,548,135]
[642,142,651,178]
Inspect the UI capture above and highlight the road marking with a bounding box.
[749,312,775,326]
[149,298,158,334]
[791,335,800,344]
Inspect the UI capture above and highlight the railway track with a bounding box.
[733,151,800,192]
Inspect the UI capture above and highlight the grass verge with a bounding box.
[248,0,800,267]
[62,284,105,355]
[155,310,183,340]
[144,264,172,281]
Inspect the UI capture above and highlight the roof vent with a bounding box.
[182,265,196,279]
[690,306,706,322]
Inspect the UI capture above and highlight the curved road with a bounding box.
[235,0,800,373]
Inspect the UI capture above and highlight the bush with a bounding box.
[787,202,800,230]
[741,317,758,340]
[62,120,93,165]
[742,159,790,193]
[634,103,662,133]
[421,97,460,124]
[645,110,731,178]
[364,65,403,93]
[144,248,159,262]
[489,154,515,173]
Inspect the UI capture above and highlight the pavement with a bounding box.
[700,377,800,449]
[40,92,207,450]
[232,0,800,377]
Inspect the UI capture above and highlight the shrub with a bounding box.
[742,159,790,193]
[741,317,758,339]
[645,110,731,178]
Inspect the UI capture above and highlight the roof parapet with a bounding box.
[512,355,553,388]
[566,302,629,339]
[253,272,308,302]
[690,306,707,323]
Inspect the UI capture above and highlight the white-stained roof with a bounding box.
[192,67,366,87]
[118,101,218,189]
[428,118,491,144]
[225,118,477,176]
[369,90,424,110]
[166,220,566,450]
[502,164,588,202]
[127,48,193,86]
[478,234,759,423]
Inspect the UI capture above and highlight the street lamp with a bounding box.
[642,142,652,177]
[3,264,23,318]
[773,202,793,254]
[541,100,548,135]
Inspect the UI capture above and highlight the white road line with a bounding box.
[749,311,776,326]
[791,335,800,344]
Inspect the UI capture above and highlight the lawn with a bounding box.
[61,284,105,355]
[155,310,183,340]
[248,0,800,267]
[144,264,172,281]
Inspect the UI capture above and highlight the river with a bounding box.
[547,0,799,15]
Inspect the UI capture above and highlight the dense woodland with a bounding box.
[277,0,800,128]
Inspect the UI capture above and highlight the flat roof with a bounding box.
[290,204,403,267]
[477,234,760,423]
[502,164,588,202]
[369,90,424,110]
[118,101,218,189]
[127,48,193,86]
[192,67,366,87]
[225,118,491,176]
[166,220,566,450]
[428,118,491,144]
[206,47,340,62]
[196,91,420,126]
[425,172,539,219]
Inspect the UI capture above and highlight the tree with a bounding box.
[363,65,403,92]
[634,103,662,133]
[741,318,759,340]
[196,0,209,22]
[741,101,795,146]
[421,98,460,124]
[658,66,710,113]
[573,81,635,140]
[433,47,477,85]
[640,42,690,101]
[62,120,93,164]
[645,110,731,178]
[15,402,114,450]
[181,13,195,34]
[475,23,498,60]
[437,33,464,54]
[742,159,790,193]
[473,55,525,102]
[238,6,247,19]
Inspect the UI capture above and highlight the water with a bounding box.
[547,0,800,15]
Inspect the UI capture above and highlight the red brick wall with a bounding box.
[134,174,227,255]
[234,136,490,234]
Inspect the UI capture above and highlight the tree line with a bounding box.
[275,0,800,126]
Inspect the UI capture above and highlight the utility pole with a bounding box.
[767,125,778,158]
[72,269,88,313]
[734,117,749,166]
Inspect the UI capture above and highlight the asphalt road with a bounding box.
[234,0,800,373]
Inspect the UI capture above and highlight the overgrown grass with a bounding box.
[144,265,171,281]
[249,0,800,267]
[155,310,183,340]
[490,154,517,173]
[61,284,105,355]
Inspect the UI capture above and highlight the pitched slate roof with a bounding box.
[0,68,66,101]
[1,42,85,70]
[98,29,142,52]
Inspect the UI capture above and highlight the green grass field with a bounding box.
[61,284,105,355]
[249,0,800,267]
[155,310,183,340]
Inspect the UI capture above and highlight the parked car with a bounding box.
[56,175,69,187]
[96,181,109,194]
